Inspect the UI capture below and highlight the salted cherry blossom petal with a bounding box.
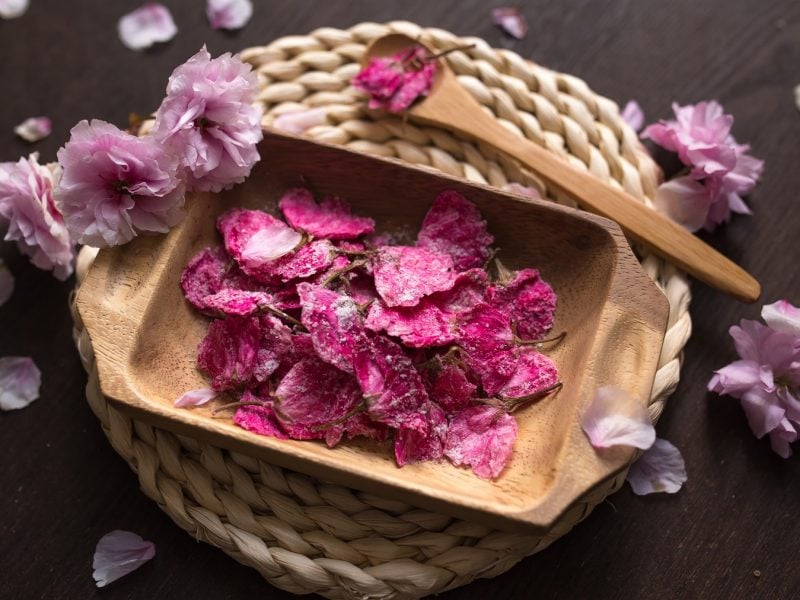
[92,530,155,588]
[491,7,528,39]
[0,356,41,410]
[0,260,13,307]
[486,268,556,340]
[279,188,375,240]
[241,224,303,266]
[0,0,28,19]
[373,245,455,307]
[352,47,436,113]
[117,3,177,51]
[395,402,448,466]
[444,405,518,479]
[206,0,252,30]
[581,386,655,450]
[197,315,263,391]
[620,100,645,132]
[626,438,687,495]
[14,117,52,142]
[761,299,800,335]
[272,107,328,135]
[174,387,217,408]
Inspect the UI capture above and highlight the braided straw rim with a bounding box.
[70,21,692,599]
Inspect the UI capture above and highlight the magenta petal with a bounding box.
[395,402,448,466]
[581,386,655,450]
[217,208,301,269]
[117,3,177,51]
[92,530,155,588]
[417,190,494,271]
[0,356,41,410]
[201,288,274,316]
[761,299,800,335]
[197,316,262,391]
[233,398,288,439]
[454,303,517,396]
[626,438,687,495]
[486,268,556,340]
[373,245,455,307]
[498,348,558,399]
[14,117,52,142]
[426,362,477,413]
[0,260,14,307]
[444,405,518,479]
[353,47,435,113]
[279,188,375,240]
[206,0,253,30]
[174,387,217,408]
[365,299,453,348]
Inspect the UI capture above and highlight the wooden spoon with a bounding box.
[363,33,761,303]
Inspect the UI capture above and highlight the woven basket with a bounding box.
[69,21,692,599]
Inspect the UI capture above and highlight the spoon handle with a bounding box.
[456,108,760,302]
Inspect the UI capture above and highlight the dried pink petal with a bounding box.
[180,246,255,313]
[272,107,328,135]
[0,356,41,410]
[217,208,302,270]
[373,245,455,307]
[206,0,252,30]
[0,0,27,19]
[491,7,528,39]
[417,190,494,271]
[498,348,558,399]
[454,303,517,396]
[202,288,275,316]
[426,362,477,413]
[298,283,365,373]
[347,272,378,305]
[620,100,645,132]
[366,299,453,348]
[444,405,518,479]
[352,47,436,113]
[0,260,14,307]
[14,117,52,142]
[626,438,687,495]
[353,333,429,432]
[174,387,217,408]
[197,315,262,391]
[395,402,448,465]
[245,240,336,284]
[234,399,288,439]
[279,188,375,240]
[581,386,655,450]
[117,3,177,51]
[92,530,155,588]
[486,268,557,340]
[761,299,800,335]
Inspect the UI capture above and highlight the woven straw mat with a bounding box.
[69,21,692,600]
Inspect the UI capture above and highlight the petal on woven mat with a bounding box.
[444,405,518,479]
[92,530,155,587]
[581,386,655,450]
[626,438,687,495]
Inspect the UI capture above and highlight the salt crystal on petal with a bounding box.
[455,303,517,396]
[14,117,52,142]
[366,299,454,348]
[233,395,288,439]
[206,0,252,30]
[426,362,477,414]
[174,387,217,408]
[279,188,375,240]
[486,268,556,341]
[417,190,494,271]
[251,240,336,283]
[0,0,28,19]
[117,3,177,51]
[0,356,41,410]
[92,530,155,588]
[0,260,14,307]
[181,247,253,313]
[373,245,455,307]
[626,438,687,495]
[202,288,274,317]
[498,348,558,400]
[581,386,655,450]
[197,315,262,391]
[395,402,448,465]
[444,405,518,479]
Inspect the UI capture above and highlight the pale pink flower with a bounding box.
[118,3,177,51]
[626,438,687,495]
[581,386,655,450]
[708,300,800,458]
[491,7,528,40]
[206,0,252,30]
[653,176,715,232]
[174,387,217,408]
[272,107,328,135]
[14,117,52,142]
[620,100,645,132]
[55,119,185,248]
[0,0,28,19]
[0,154,74,279]
[92,530,155,587]
[0,356,41,410]
[0,260,13,307]
[152,47,263,193]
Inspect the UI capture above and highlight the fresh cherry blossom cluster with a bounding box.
[643,101,763,232]
[178,188,561,480]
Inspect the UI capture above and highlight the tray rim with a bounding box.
[76,128,669,533]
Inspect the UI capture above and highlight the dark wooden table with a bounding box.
[2,1,799,598]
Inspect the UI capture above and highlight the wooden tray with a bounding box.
[76,129,669,533]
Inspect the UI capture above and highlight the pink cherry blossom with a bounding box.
[626,438,687,495]
[152,47,263,193]
[174,387,217,408]
[581,386,655,450]
[708,301,800,458]
[0,154,74,279]
[206,0,252,30]
[0,356,41,410]
[0,0,28,19]
[0,260,13,307]
[491,7,528,40]
[117,3,177,51]
[55,119,185,248]
[653,176,715,233]
[620,100,645,132]
[14,117,52,142]
[92,530,155,587]
[352,47,436,113]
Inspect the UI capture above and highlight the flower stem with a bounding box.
[211,401,265,416]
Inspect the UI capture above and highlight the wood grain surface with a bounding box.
[1,1,799,599]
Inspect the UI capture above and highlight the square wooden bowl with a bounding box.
[77,130,669,533]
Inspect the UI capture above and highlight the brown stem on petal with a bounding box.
[356,298,375,315]
[321,259,367,288]
[482,247,500,271]
[262,304,306,330]
[416,345,461,370]
[504,382,563,413]
[493,257,513,283]
[513,329,567,347]
[211,401,265,416]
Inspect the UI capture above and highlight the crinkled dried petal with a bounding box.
[180,247,254,313]
[197,315,262,391]
[202,288,274,316]
[444,405,518,479]
[217,208,301,269]
[92,530,155,588]
[366,299,454,348]
[353,47,435,113]
[233,400,288,439]
[0,356,41,410]
[174,387,217,408]
[117,3,177,51]
[626,438,687,495]
[280,188,375,240]
[373,245,455,307]
[255,240,336,283]
[498,348,558,400]
[486,268,556,341]
[455,303,517,396]
[14,117,52,142]
[417,190,494,271]
[395,402,448,466]
[206,0,252,30]
[426,362,477,413]
[581,386,655,450]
